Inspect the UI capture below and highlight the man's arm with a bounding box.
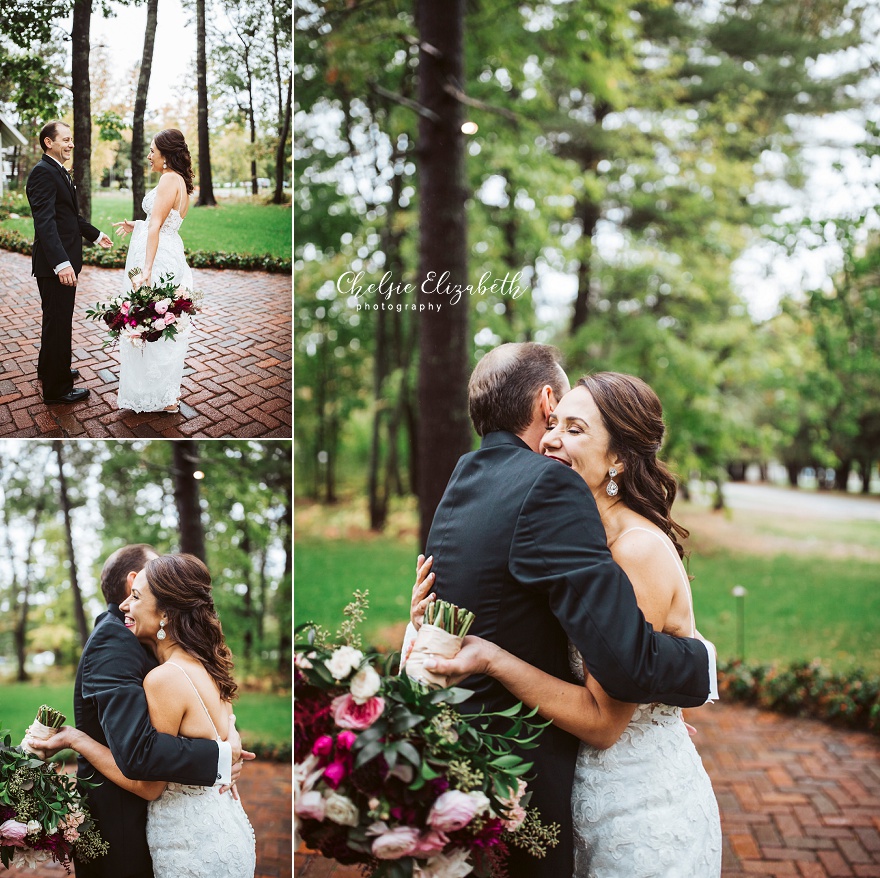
[509,462,712,707]
[80,621,230,785]
[27,167,70,269]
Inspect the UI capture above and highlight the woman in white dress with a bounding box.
[39,554,256,877]
[112,129,195,413]
[410,372,722,877]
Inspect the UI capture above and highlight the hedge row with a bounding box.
[0,228,291,274]
[718,659,880,735]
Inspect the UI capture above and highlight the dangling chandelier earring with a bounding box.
[157,619,167,641]
[606,467,619,497]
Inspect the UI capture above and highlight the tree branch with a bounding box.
[369,81,440,122]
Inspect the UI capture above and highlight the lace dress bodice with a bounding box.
[568,527,721,877]
[146,662,256,878]
[117,183,194,412]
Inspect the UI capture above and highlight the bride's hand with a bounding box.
[411,554,436,630]
[112,219,135,237]
[423,635,496,685]
[135,269,151,290]
[25,725,81,759]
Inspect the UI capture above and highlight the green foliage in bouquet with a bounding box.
[0,727,108,868]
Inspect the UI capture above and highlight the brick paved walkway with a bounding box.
[295,703,880,877]
[5,760,292,878]
[0,249,291,437]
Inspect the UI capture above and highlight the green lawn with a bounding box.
[294,536,880,674]
[1,681,290,749]
[1,191,291,258]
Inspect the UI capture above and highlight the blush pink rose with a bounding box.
[427,790,479,832]
[371,825,420,860]
[0,820,28,847]
[294,790,325,822]
[331,693,385,730]
[163,312,177,325]
[412,829,449,857]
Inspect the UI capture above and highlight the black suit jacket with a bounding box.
[424,431,711,878]
[73,605,220,878]
[26,155,100,277]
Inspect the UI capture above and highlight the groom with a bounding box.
[419,343,717,878]
[26,120,112,404]
[34,544,251,878]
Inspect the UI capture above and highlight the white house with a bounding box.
[0,114,28,197]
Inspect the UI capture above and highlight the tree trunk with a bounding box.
[71,0,92,222]
[861,460,873,494]
[14,502,45,681]
[173,441,207,561]
[248,71,258,196]
[415,0,471,549]
[54,442,89,648]
[273,78,292,204]
[241,526,253,661]
[277,488,292,680]
[834,460,851,492]
[570,197,601,334]
[196,0,216,206]
[786,463,799,487]
[131,0,159,221]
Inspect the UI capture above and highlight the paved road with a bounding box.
[721,482,880,522]
[0,249,291,438]
[5,761,292,878]
[296,702,880,878]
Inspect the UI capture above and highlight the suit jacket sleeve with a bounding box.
[79,620,219,785]
[78,214,100,243]
[27,165,70,269]
[509,462,710,707]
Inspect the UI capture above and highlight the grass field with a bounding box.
[294,522,880,675]
[0,681,291,748]
[1,191,291,258]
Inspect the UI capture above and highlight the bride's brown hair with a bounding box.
[145,553,238,700]
[154,129,194,194]
[577,372,690,559]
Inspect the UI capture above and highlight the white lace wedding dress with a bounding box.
[118,185,193,412]
[146,662,256,877]
[570,527,722,877]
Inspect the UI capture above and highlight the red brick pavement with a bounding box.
[5,760,292,878]
[0,249,291,438]
[295,703,880,877]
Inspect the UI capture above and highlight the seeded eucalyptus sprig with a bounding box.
[36,706,66,729]
[424,600,475,638]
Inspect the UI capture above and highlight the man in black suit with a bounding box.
[420,343,717,878]
[33,544,250,878]
[26,120,112,404]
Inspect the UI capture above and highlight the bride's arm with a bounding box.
[32,726,167,801]
[141,174,179,284]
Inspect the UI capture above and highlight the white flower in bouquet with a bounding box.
[294,754,323,796]
[466,790,491,818]
[349,664,381,703]
[326,645,364,680]
[323,792,359,827]
[294,790,325,822]
[414,848,473,878]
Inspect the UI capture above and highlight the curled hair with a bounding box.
[144,554,238,700]
[154,129,194,194]
[577,372,690,559]
[468,343,567,437]
[100,544,156,604]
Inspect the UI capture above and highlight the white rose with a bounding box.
[349,664,381,704]
[26,820,40,836]
[294,754,323,796]
[467,790,491,817]
[414,849,473,878]
[323,792,359,827]
[326,646,364,680]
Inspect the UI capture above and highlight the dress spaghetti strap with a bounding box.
[613,526,696,637]
[165,661,222,741]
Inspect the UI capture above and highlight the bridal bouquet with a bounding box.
[295,592,558,878]
[86,268,202,348]
[1,710,108,870]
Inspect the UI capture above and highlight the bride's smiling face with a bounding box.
[120,569,165,643]
[147,140,164,173]
[540,386,620,493]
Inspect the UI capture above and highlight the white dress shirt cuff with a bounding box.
[702,637,719,703]
[215,739,233,785]
[54,261,72,274]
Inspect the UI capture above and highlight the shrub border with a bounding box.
[718,659,880,735]
[0,228,291,275]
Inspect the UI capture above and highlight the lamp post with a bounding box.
[732,585,747,661]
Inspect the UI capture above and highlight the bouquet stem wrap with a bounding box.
[20,706,65,758]
[405,623,463,688]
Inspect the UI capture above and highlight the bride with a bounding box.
[32,554,256,877]
[408,372,722,877]
[112,129,196,413]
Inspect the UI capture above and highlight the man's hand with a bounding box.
[95,231,112,250]
[219,714,256,799]
[58,267,77,287]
